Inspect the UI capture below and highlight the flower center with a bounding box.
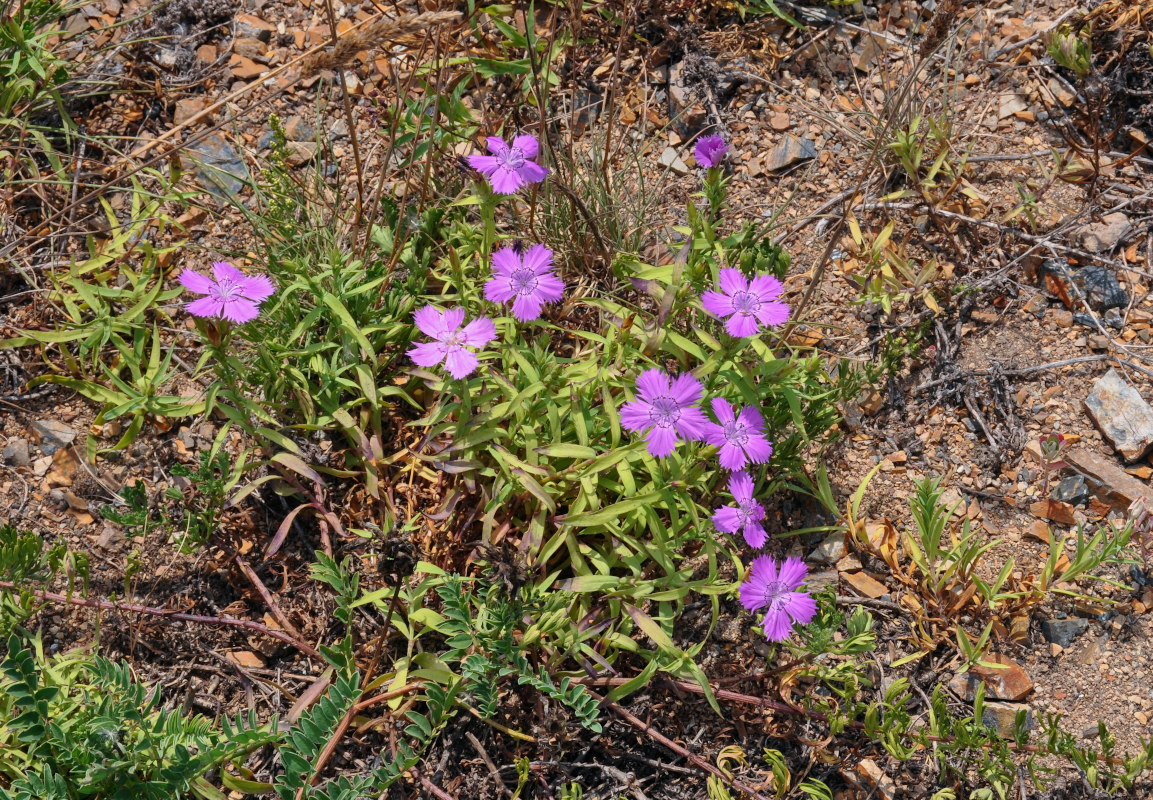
[723,420,749,447]
[510,267,538,296]
[761,580,787,610]
[499,146,525,170]
[648,396,681,428]
[731,290,761,316]
[443,331,465,348]
[212,279,240,300]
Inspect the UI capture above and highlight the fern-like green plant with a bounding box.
[0,634,276,800]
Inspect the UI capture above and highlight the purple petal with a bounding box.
[469,154,501,176]
[737,406,765,433]
[634,369,670,404]
[438,308,467,340]
[178,269,214,295]
[212,261,244,284]
[675,407,710,442]
[645,425,677,458]
[186,296,225,319]
[742,520,767,549]
[443,347,480,379]
[488,167,523,195]
[742,434,774,464]
[485,276,517,304]
[702,422,726,449]
[712,505,743,534]
[521,243,554,273]
[414,305,446,338]
[490,246,522,277]
[762,608,793,642]
[668,373,704,406]
[739,556,775,611]
[511,293,542,321]
[728,471,755,503]
[512,134,539,159]
[777,556,809,591]
[239,273,275,303]
[459,316,496,347]
[409,341,446,368]
[220,298,260,323]
[701,290,734,319]
[780,591,817,626]
[515,161,548,185]
[725,313,760,338]
[711,397,736,425]
[619,399,653,433]
[534,273,565,303]
[754,300,790,329]
[749,274,784,302]
[485,136,509,155]
[718,442,748,471]
[718,268,746,297]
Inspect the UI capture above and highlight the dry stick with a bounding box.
[1,580,321,659]
[412,768,457,800]
[233,554,307,643]
[295,704,357,800]
[594,693,772,800]
[586,676,1132,766]
[322,0,366,232]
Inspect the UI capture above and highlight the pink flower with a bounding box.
[619,368,709,458]
[701,268,789,338]
[408,306,496,379]
[178,262,275,323]
[712,471,767,548]
[739,555,817,642]
[703,399,773,472]
[468,135,548,194]
[694,135,728,168]
[484,244,565,321]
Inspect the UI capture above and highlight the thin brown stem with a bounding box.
[322,0,366,236]
[1,581,320,659]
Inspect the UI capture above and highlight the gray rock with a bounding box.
[1081,212,1131,252]
[805,569,839,593]
[1051,475,1090,506]
[658,146,690,176]
[2,438,30,467]
[1084,368,1153,462]
[31,420,75,456]
[283,115,314,141]
[811,532,846,564]
[285,141,318,167]
[1042,260,1128,311]
[188,134,250,198]
[981,701,1034,738]
[1041,617,1089,648]
[765,135,817,172]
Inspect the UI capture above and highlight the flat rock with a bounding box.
[948,655,1033,701]
[174,97,212,126]
[811,532,846,564]
[1051,474,1090,506]
[843,570,887,599]
[1029,499,1075,525]
[998,93,1028,119]
[235,13,275,42]
[1066,448,1153,509]
[1042,260,1128,311]
[188,134,249,198]
[981,701,1034,738]
[229,54,266,79]
[1083,369,1153,462]
[658,146,690,176]
[31,420,75,456]
[285,141,318,167]
[1081,212,1131,252]
[2,438,30,467]
[1041,617,1089,648]
[765,135,817,172]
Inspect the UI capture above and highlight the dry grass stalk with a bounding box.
[301,10,463,76]
[1086,0,1153,30]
